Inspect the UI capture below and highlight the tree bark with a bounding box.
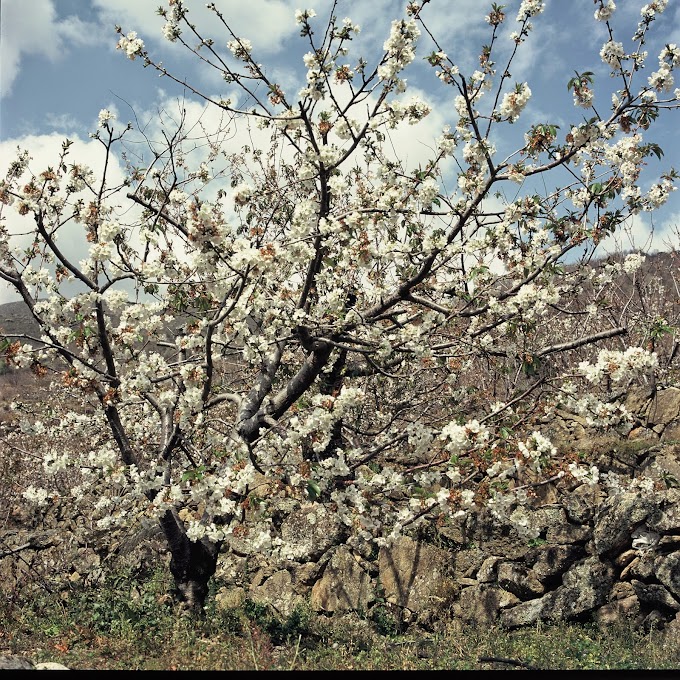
[158,509,222,613]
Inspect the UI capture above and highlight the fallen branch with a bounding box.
[478,655,539,670]
[0,542,31,558]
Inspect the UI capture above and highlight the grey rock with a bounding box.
[655,552,680,599]
[642,609,669,632]
[615,549,638,568]
[532,544,583,582]
[249,569,307,618]
[500,556,614,628]
[659,535,680,550]
[279,504,344,561]
[496,562,544,599]
[498,593,550,628]
[620,551,656,580]
[631,580,680,611]
[593,493,659,556]
[624,386,655,416]
[215,585,247,610]
[453,547,486,579]
[477,556,502,583]
[457,584,520,625]
[555,555,615,616]
[0,656,34,670]
[311,546,374,612]
[647,388,680,427]
[546,523,590,545]
[378,536,455,615]
[649,502,680,533]
[563,484,603,524]
[662,422,680,442]
[594,595,640,626]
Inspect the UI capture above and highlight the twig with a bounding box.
[511,471,565,493]
[536,326,627,356]
[478,655,539,670]
[246,626,259,671]
[0,542,31,558]
[289,634,302,671]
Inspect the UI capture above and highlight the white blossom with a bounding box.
[622,252,645,274]
[499,83,531,122]
[227,39,253,61]
[516,0,545,22]
[23,485,50,507]
[594,1,616,21]
[98,109,115,128]
[117,31,145,60]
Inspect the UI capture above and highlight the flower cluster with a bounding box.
[187,201,229,245]
[117,31,145,60]
[227,38,253,61]
[23,485,51,507]
[98,109,115,128]
[516,0,545,22]
[600,40,625,69]
[648,43,679,93]
[499,83,532,122]
[568,463,600,485]
[382,95,432,127]
[232,183,254,207]
[295,8,317,24]
[163,20,181,42]
[604,134,644,187]
[594,0,616,21]
[578,347,658,384]
[622,252,646,274]
[572,78,594,108]
[512,281,560,317]
[643,175,676,210]
[440,419,489,454]
[517,431,556,473]
[378,19,420,83]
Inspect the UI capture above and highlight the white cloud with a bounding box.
[656,211,680,252]
[1,0,104,98]
[595,210,680,258]
[91,0,299,55]
[0,130,128,305]
[43,113,84,134]
[3,0,679,301]
[87,0,496,100]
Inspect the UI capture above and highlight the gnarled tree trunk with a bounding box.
[158,509,222,613]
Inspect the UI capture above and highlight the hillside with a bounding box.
[0,300,42,345]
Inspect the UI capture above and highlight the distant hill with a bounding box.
[0,249,676,348]
[0,298,187,357]
[0,301,42,346]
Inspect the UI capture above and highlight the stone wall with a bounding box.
[3,387,680,635]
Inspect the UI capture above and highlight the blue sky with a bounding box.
[1,0,680,304]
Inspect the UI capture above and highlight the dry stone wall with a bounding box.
[4,387,680,636]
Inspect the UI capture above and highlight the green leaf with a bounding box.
[647,143,664,160]
[306,479,321,500]
[522,355,541,377]
[499,426,513,440]
[182,465,206,483]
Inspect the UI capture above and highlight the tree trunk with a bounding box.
[158,509,222,613]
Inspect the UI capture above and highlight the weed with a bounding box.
[370,605,399,637]
[241,598,313,645]
[3,565,680,670]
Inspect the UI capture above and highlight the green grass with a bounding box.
[1,566,679,671]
